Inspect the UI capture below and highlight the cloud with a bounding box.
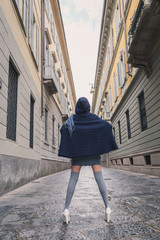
[59,0,104,104]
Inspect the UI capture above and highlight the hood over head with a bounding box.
[75,97,90,114]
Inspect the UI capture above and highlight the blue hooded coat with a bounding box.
[58,97,118,158]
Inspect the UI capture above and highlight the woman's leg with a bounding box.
[64,165,81,210]
[92,165,108,208]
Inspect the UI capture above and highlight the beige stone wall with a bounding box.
[0,0,75,195]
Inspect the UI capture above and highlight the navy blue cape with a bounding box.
[58,112,118,158]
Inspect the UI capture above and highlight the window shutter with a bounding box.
[122,50,126,83]
[29,0,33,48]
[23,0,28,35]
[113,73,118,100]
[123,0,127,8]
[45,0,49,17]
[117,0,121,27]
[114,10,118,39]
[111,28,114,52]
[109,35,112,61]
[49,50,51,67]
[36,25,39,67]
[117,61,122,88]
[44,34,46,63]
[15,0,19,7]
[109,86,113,109]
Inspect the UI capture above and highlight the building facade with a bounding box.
[92,0,160,176]
[0,0,76,195]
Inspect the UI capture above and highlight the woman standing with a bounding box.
[58,97,118,224]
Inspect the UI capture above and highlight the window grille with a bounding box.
[112,127,115,138]
[45,108,48,141]
[30,95,34,148]
[126,109,131,139]
[130,158,133,165]
[6,59,18,141]
[145,155,151,165]
[118,120,122,144]
[58,124,60,147]
[52,117,55,145]
[138,91,147,131]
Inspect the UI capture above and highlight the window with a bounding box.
[29,0,33,50]
[103,94,110,118]
[45,0,49,17]
[130,158,133,165]
[36,25,39,67]
[113,73,118,101]
[15,0,19,7]
[109,27,114,61]
[6,59,19,141]
[52,117,55,145]
[30,95,34,148]
[138,91,147,131]
[117,61,122,88]
[58,124,60,147]
[112,127,115,138]
[123,0,128,9]
[109,86,113,110]
[121,50,126,84]
[45,0,52,22]
[51,20,56,40]
[114,0,121,39]
[22,0,28,34]
[145,155,151,165]
[32,15,36,53]
[126,109,131,139]
[45,108,48,141]
[117,50,126,88]
[118,120,122,144]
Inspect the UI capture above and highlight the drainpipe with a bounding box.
[41,0,45,116]
[121,0,131,76]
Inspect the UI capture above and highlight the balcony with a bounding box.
[43,65,58,95]
[127,0,160,77]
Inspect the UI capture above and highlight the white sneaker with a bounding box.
[62,209,70,224]
[105,207,112,223]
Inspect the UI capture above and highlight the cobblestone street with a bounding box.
[0,167,160,240]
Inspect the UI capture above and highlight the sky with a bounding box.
[59,0,104,105]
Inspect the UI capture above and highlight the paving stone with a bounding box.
[0,167,160,240]
[132,233,160,240]
[0,230,16,240]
